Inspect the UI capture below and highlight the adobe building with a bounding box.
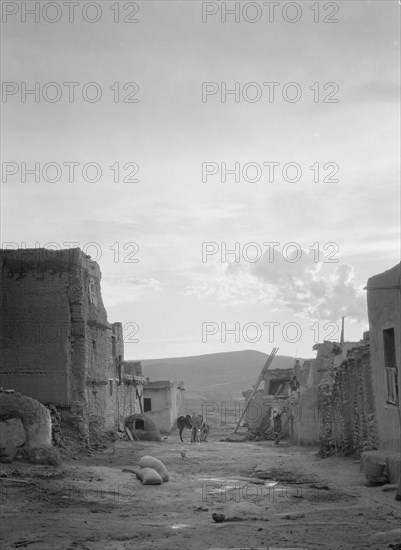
[242,362,302,432]
[366,263,401,454]
[0,247,144,432]
[241,388,269,430]
[142,380,185,434]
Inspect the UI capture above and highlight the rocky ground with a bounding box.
[1,426,400,550]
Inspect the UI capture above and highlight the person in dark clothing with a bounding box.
[272,409,283,445]
[289,375,300,397]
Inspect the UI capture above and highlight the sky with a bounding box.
[1,0,400,360]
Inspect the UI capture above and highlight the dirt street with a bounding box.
[1,427,400,550]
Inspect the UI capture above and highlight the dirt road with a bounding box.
[1,427,400,550]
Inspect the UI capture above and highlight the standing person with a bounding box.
[289,375,300,398]
[272,409,283,445]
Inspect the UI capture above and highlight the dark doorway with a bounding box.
[135,419,145,430]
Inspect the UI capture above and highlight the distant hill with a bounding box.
[140,350,301,400]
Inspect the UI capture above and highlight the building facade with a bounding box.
[142,380,185,433]
[366,262,401,453]
[0,247,144,430]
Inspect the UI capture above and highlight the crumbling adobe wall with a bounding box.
[85,321,130,430]
[0,248,74,405]
[0,248,107,406]
[318,346,377,457]
[1,247,132,433]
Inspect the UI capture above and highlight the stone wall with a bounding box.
[318,344,377,457]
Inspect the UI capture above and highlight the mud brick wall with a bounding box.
[0,248,78,405]
[1,247,141,431]
[318,346,377,457]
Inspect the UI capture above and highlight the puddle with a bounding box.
[199,477,243,483]
[199,477,278,488]
[170,523,191,529]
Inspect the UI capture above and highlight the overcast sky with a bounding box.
[2,0,400,360]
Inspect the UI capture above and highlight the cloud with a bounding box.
[252,249,367,322]
[180,249,367,323]
[180,263,274,306]
[101,276,163,307]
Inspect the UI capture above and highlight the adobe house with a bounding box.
[241,389,270,430]
[366,263,401,456]
[242,363,299,431]
[0,247,144,433]
[142,380,185,434]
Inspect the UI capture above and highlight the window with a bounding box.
[144,398,152,412]
[383,328,399,405]
[116,361,122,385]
[109,379,113,396]
[89,277,98,306]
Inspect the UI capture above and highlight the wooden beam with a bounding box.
[363,285,401,290]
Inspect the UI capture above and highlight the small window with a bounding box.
[116,362,122,385]
[383,328,396,367]
[109,379,113,396]
[89,277,98,306]
[144,398,152,412]
[383,328,399,405]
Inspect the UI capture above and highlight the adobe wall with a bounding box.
[309,342,341,386]
[143,384,172,433]
[0,247,144,433]
[367,263,401,452]
[0,248,81,405]
[290,387,320,446]
[142,381,185,433]
[169,384,185,430]
[242,389,269,430]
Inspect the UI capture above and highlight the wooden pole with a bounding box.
[234,347,279,433]
[132,376,143,414]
